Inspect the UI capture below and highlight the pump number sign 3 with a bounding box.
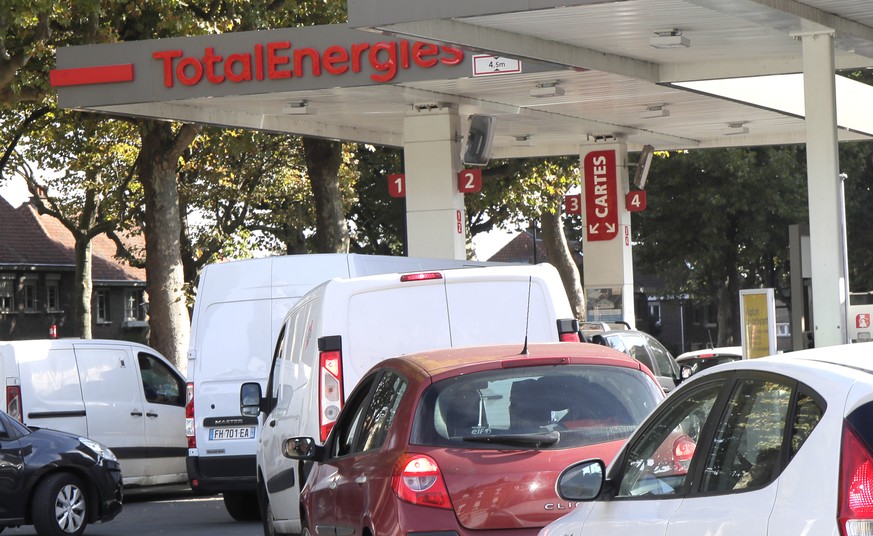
[584,150,619,242]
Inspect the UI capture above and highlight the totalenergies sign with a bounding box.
[151,40,464,88]
[51,30,464,91]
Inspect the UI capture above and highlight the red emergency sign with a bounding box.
[583,150,619,241]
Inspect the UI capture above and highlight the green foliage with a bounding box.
[633,146,808,301]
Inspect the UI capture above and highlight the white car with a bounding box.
[540,342,873,536]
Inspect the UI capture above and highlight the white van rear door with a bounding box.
[443,269,560,346]
[74,344,148,482]
[344,278,451,383]
[18,346,87,436]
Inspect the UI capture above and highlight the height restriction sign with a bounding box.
[583,150,619,241]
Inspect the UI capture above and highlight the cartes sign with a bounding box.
[583,150,619,241]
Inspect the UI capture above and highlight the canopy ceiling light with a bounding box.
[722,122,749,135]
[282,100,310,115]
[650,28,690,49]
[530,81,564,98]
[640,104,669,119]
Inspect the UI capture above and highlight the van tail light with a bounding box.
[6,386,22,422]
[318,336,344,442]
[185,382,196,448]
[839,422,873,536]
[671,433,696,473]
[392,453,453,510]
[557,318,581,342]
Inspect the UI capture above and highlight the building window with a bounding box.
[22,277,37,312]
[0,276,13,313]
[124,289,145,321]
[46,275,61,312]
[95,290,110,323]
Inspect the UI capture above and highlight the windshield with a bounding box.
[412,364,662,450]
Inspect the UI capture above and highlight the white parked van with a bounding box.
[247,263,580,534]
[0,338,187,487]
[185,254,494,518]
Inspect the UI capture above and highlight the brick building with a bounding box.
[0,195,147,342]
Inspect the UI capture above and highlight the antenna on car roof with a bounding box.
[521,276,532,355]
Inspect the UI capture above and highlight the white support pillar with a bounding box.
[580,141,636,327]
[801,31,849,347]
[402,106,466,260]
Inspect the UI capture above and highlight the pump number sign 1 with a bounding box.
[584,150,619,241]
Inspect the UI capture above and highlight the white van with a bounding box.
[185,253,494,517]
[246,263,580,534]
[0,338,187,487]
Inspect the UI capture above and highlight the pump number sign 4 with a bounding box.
[210,427,257,440]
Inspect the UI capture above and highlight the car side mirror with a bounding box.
[240,382,263,417]
[556,459,606,501]
[283,437,323,461]
[680,365,694,381]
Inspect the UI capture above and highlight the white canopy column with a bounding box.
[580,141,636,327]
[801,30,849,347]
[402,106,466,260]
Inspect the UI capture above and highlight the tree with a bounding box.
[2,107,140,338]
[633,146,808,345]
[137,119,200,365]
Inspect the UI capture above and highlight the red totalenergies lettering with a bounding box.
[153,40,464,88]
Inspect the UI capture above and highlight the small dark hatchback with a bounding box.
[0,409,123,536]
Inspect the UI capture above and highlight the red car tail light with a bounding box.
[557,318,581,342]
[318,336,344,442]
[6,385,21,422]
[671,433,696,473]
[392,454,453,510]
[839,422,873,536]
[185,382,196,448]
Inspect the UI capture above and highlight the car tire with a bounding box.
[223,491,262,521]
[32,473,89,536]
[258,482,288,536]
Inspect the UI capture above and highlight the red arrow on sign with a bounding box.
[584,150,619,241]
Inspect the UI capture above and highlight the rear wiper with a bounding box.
[460,430,560,447]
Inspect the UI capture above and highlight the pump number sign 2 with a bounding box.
[584,150,619,241]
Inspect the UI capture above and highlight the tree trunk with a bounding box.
[72,236,93,339]
[138,120,199,369]
[540,209,586,322]
[717,267,741,346]
[303,137,348,253]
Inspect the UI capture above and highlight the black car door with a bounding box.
[0,412,27,523]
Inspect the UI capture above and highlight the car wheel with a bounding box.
[223,491,262,521]
[32,473,89,536]
[258,483,288,536]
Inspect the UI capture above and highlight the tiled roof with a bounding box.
[0,196,145,282]
[488,230,583,266]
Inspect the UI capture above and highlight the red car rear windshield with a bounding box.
[412,364,662,450]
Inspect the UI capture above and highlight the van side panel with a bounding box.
[18,347,88,437]
[74,345,148,481]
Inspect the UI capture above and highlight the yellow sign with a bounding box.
[740,289,776,359]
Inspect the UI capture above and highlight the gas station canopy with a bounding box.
[53,0,873,157]
[50,0,873,348]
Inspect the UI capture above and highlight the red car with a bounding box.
[283,342,665,536]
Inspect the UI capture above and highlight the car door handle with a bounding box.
[131,410,143,417]
[355,476,367,485]
[146,411,159,418]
